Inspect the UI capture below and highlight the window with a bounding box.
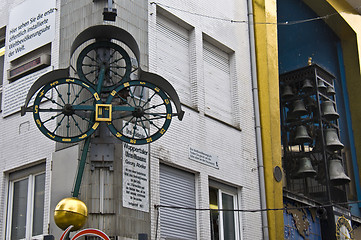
[159,164,197,239]
[209,184,240,240]
[6,165,45,240]
[156,13,193,107]
[203,40,235,125]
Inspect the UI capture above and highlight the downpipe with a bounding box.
[247,0,269,239]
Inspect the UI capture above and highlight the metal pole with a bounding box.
[72,66,105,197]
[72,136,91,198]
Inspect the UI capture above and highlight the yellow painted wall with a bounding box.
[252,0,284,239]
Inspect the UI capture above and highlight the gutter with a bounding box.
[247,0,269,239]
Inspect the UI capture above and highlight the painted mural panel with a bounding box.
[284,201,322,240]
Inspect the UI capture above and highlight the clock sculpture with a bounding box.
[20,25,184,233]
[22,25,184,145]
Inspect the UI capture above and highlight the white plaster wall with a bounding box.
[0,0,61,238]
[148,0,263,239]
[0,106,56,238]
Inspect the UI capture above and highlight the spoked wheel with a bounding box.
[33,78,101,143]
[106,81,173,145]
[76,41,133,91]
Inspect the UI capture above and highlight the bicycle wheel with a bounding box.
[106,81,173,145]
[33,78,101,143]
[76,41,132,91]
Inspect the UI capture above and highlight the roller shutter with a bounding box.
[203,42,232,124]
[159,164,197,239]
[156,15,192,107]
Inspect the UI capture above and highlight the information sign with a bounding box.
[189,146,219,169]
[2,66,52,117]
[122,123,149,212]
[6,0,56,61]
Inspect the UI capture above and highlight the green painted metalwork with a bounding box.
[72,135,91,198]
[24,28,184,199]
[33,78,101,143]
[76,41,132,91]
[106,80,172,145]
[72,67,105,197]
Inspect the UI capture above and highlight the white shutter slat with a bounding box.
[156,16,192,106]
[203,42,232,123]
[160,164,197,240]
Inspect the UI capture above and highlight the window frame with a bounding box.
[209,184,241,240]
[6,171,45,240]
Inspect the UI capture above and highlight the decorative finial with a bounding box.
[308,57,312,66]
[54,197,88,231]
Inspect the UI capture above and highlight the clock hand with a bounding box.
[340,230,350,239]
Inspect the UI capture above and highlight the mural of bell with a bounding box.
[322,101,339,121]
[292,99,308,116]
[294,125,312,144]
[296,157,317,178]
[325,128,344,151]
[329,159,351,185]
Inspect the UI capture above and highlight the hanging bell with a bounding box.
[329,159,350,185]
[305,97,317,110]
[326,85,336,96]
[281,85,294,100]
[302,78,313,92]
[286,110,298,123]
[325,128,344,151]
[292,99,308,116]
[317,79,327,91]
[294,125,312,144]
[296,157,316,178]
[322,101,339,121]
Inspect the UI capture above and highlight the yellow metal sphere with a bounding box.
[54,197,88,231]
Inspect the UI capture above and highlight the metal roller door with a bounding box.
[159,164,197,239]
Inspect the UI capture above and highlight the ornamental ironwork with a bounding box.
[22,25,184,145]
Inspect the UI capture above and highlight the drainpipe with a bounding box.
[247,0,269,239]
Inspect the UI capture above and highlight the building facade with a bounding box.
[0,0,265,239]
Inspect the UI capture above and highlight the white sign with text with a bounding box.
[6,0,56,61]
[189,146,219,169]
[122,124,149,212]
[2,66,52,117]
